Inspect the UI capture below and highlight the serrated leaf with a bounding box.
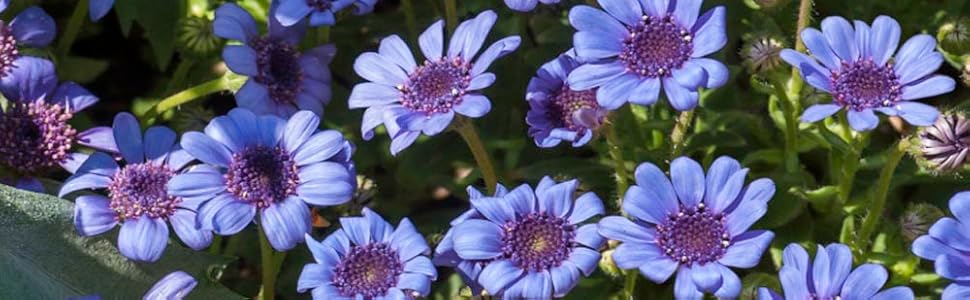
[0,184,243,299]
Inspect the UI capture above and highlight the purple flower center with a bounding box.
[306,0,333,11]
[830,58,901,111]
[501,212,576,272]
[107,163,180,220]
[224,145,300,208]
[655,204,729,264]
[550,86,605,131]
[620,14,694,78]
[0,22,19,77]
[250,37,304,106]
[331,242,404,298]
[398,58,472,115]
[0,101,76,175]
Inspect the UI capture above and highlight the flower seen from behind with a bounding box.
[526,51,608,148]
[298,208,437,299]
[0,57,104,192]
[912,191,970,300]
[61,113,210,262]
[446,177,605,298]
[567,0,729,111]
[276,0,379,27]
[759,243,914,300]
[215,3,336,118]
[169,109,356,251]
[348,10,520,155]
[600,156,775,299]
[781,16,955,131]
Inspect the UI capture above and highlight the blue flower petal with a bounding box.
[550,264,580,297]
[214,4,259,43]
[675,265,704,299]
[872,287,914,300]
[296,263,331,292]
[471,36,521,76]
[390,130,420,155]
[208,197,256,235]
[598,216,654,243]
[895,101,940,126]
[801,104,842,123]
[60,170,113,198]
[478,260,524,295]
[951,192,970,224]
[703,156,740,208]
[629,77,661,106]
[821,17,857,61]
[801,28,841,70]
[447,11,497,59]
[840,264,887,299]
[567,61,626,90]
[308,10,336,27]
[567,192,604,225]
[691,263,723,292]
[568,5,627,41]
[847,109,879,131]
[260,196,310,251]
[11,7,56,48]
[595,74,638,109]
[640,0,670,16]
[1,57,57,103]
[814,244,853,298]
[719,230,774,268]
[53,82,99,112]
[170,210,212,251]
[662,76,699,111]
[566,247,599,276]
[937,254,970,281]
[894,35,937,84]
[670,157,705,207]
[181,132,233,167]
[505,0,539,12]
[222,46,259,76]
[143,126,176,163]
[89,0,115,21]
[418,20,445,61]
[575,224,604,248]
[73,195,118,236]
[275,0,312,27]
[691,6,726,58]
[396,273,432,296]
[714,264,742,298]
[118,217,168,262]
[112,112,144,163]
[520,271,554,299]
[389,218,430,262]
[870,16,901,65]
[454,94,491,118]
[600,0,642,26]
[612,242,661,269]
[452,219,503,260]
[901,75,955,101]
[144,271,197,300]
[403,256,437,279]
[673,0,702,28]
[942,284,970,300]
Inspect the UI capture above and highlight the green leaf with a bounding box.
[56,56,110,84]
[839,215,856,245]
[0,185,243,299]
[112,0,184,69]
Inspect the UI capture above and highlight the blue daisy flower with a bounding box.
[526,51,608,148]
[144,270,197,300]
[0,6,56,78]
[169,108,356,251]
[567,0,728,111]
[759,244,914,300]
[298,208,437,299]
[433,184,511,296]
[781,16,955,131]
[215,2,336,117]
[912,191,970,300]
[600,156,775,299]
[276,0,378,27]
[447,177,605,298]
[59,113,210,262]
[0,57,105,192]
[505,0,560,12]
[89,0,115,21]
[348,10,520,155]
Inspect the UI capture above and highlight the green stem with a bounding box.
[604,122,629,207]
[857,140,908,255]
[165,59,196,94]
[443,0,458,33]
[790,0,813,94]
[623,270,638,298]
[208,236,223,255]
[453,117,498,195]
[56,0,90,59]
[836,115,859,206]
[256,228,285,300]
[772,80,800,172]
[670,110,695,157]
[402,0,419,43]
[143,76,228,122]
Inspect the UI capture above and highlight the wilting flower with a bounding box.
[276,0,378,27]
[567,0,728,111]
[215,3,336,117]
[89,0,115,21]
[144,271,197,300]
[298,208,437,299]
[0,6,56,78]
[0,57,105,192]
[348,10,520,155]
[600,156,775,298]
[781,16,954,131]
[433,184,510,296]
[447,177,605,298]
[526,51,608,148]
[912,191,970,300]
[60,113,210,262]
[505,0,560,12]
[169,109,356,251]
[759,244,914,300]
[917,112,969,172]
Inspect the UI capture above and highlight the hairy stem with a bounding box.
[670,110,695,157]
[256,228,285,300]
[604,122,630,208]
[444,0,458,33]
[143,76,229,122]
[624,269,638,298]
[56,0,90,59]
[772,80,800,172]
[857,140,908,255]
[165,59,196,94]
[454,117,498,195]
[402,0,419,43]
[789,0,814,95]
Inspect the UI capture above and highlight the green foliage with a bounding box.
[0,184,242,299]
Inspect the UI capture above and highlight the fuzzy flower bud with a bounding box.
[916,112,970,173]
[741,34,786,74]
[177,16,224,58]
[938,18,970,55]
[900,203,945,242]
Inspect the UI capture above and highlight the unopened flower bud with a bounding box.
[177,16,224,58]
[598,249,623,279]
[900,203,945,242]
[916,112,970,173]
[741,34,786,74]
[751,0,790,10]
[938,18,970,55]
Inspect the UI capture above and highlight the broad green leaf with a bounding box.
[0,184,243,299]
[112,0,184,69]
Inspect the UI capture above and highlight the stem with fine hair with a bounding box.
[143,76,229,122]
[624,269,638,298]
[402,0,419,43]
[256,228,286,300]
[604,121,630,206]
[789,0,814,95]
[836,115,860,207]
[443,0,458,33]
[453,117,498,195]
[772,80,800,172]
[857,140,908,255]
[670,110,695,157]
[56,0,90,59]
